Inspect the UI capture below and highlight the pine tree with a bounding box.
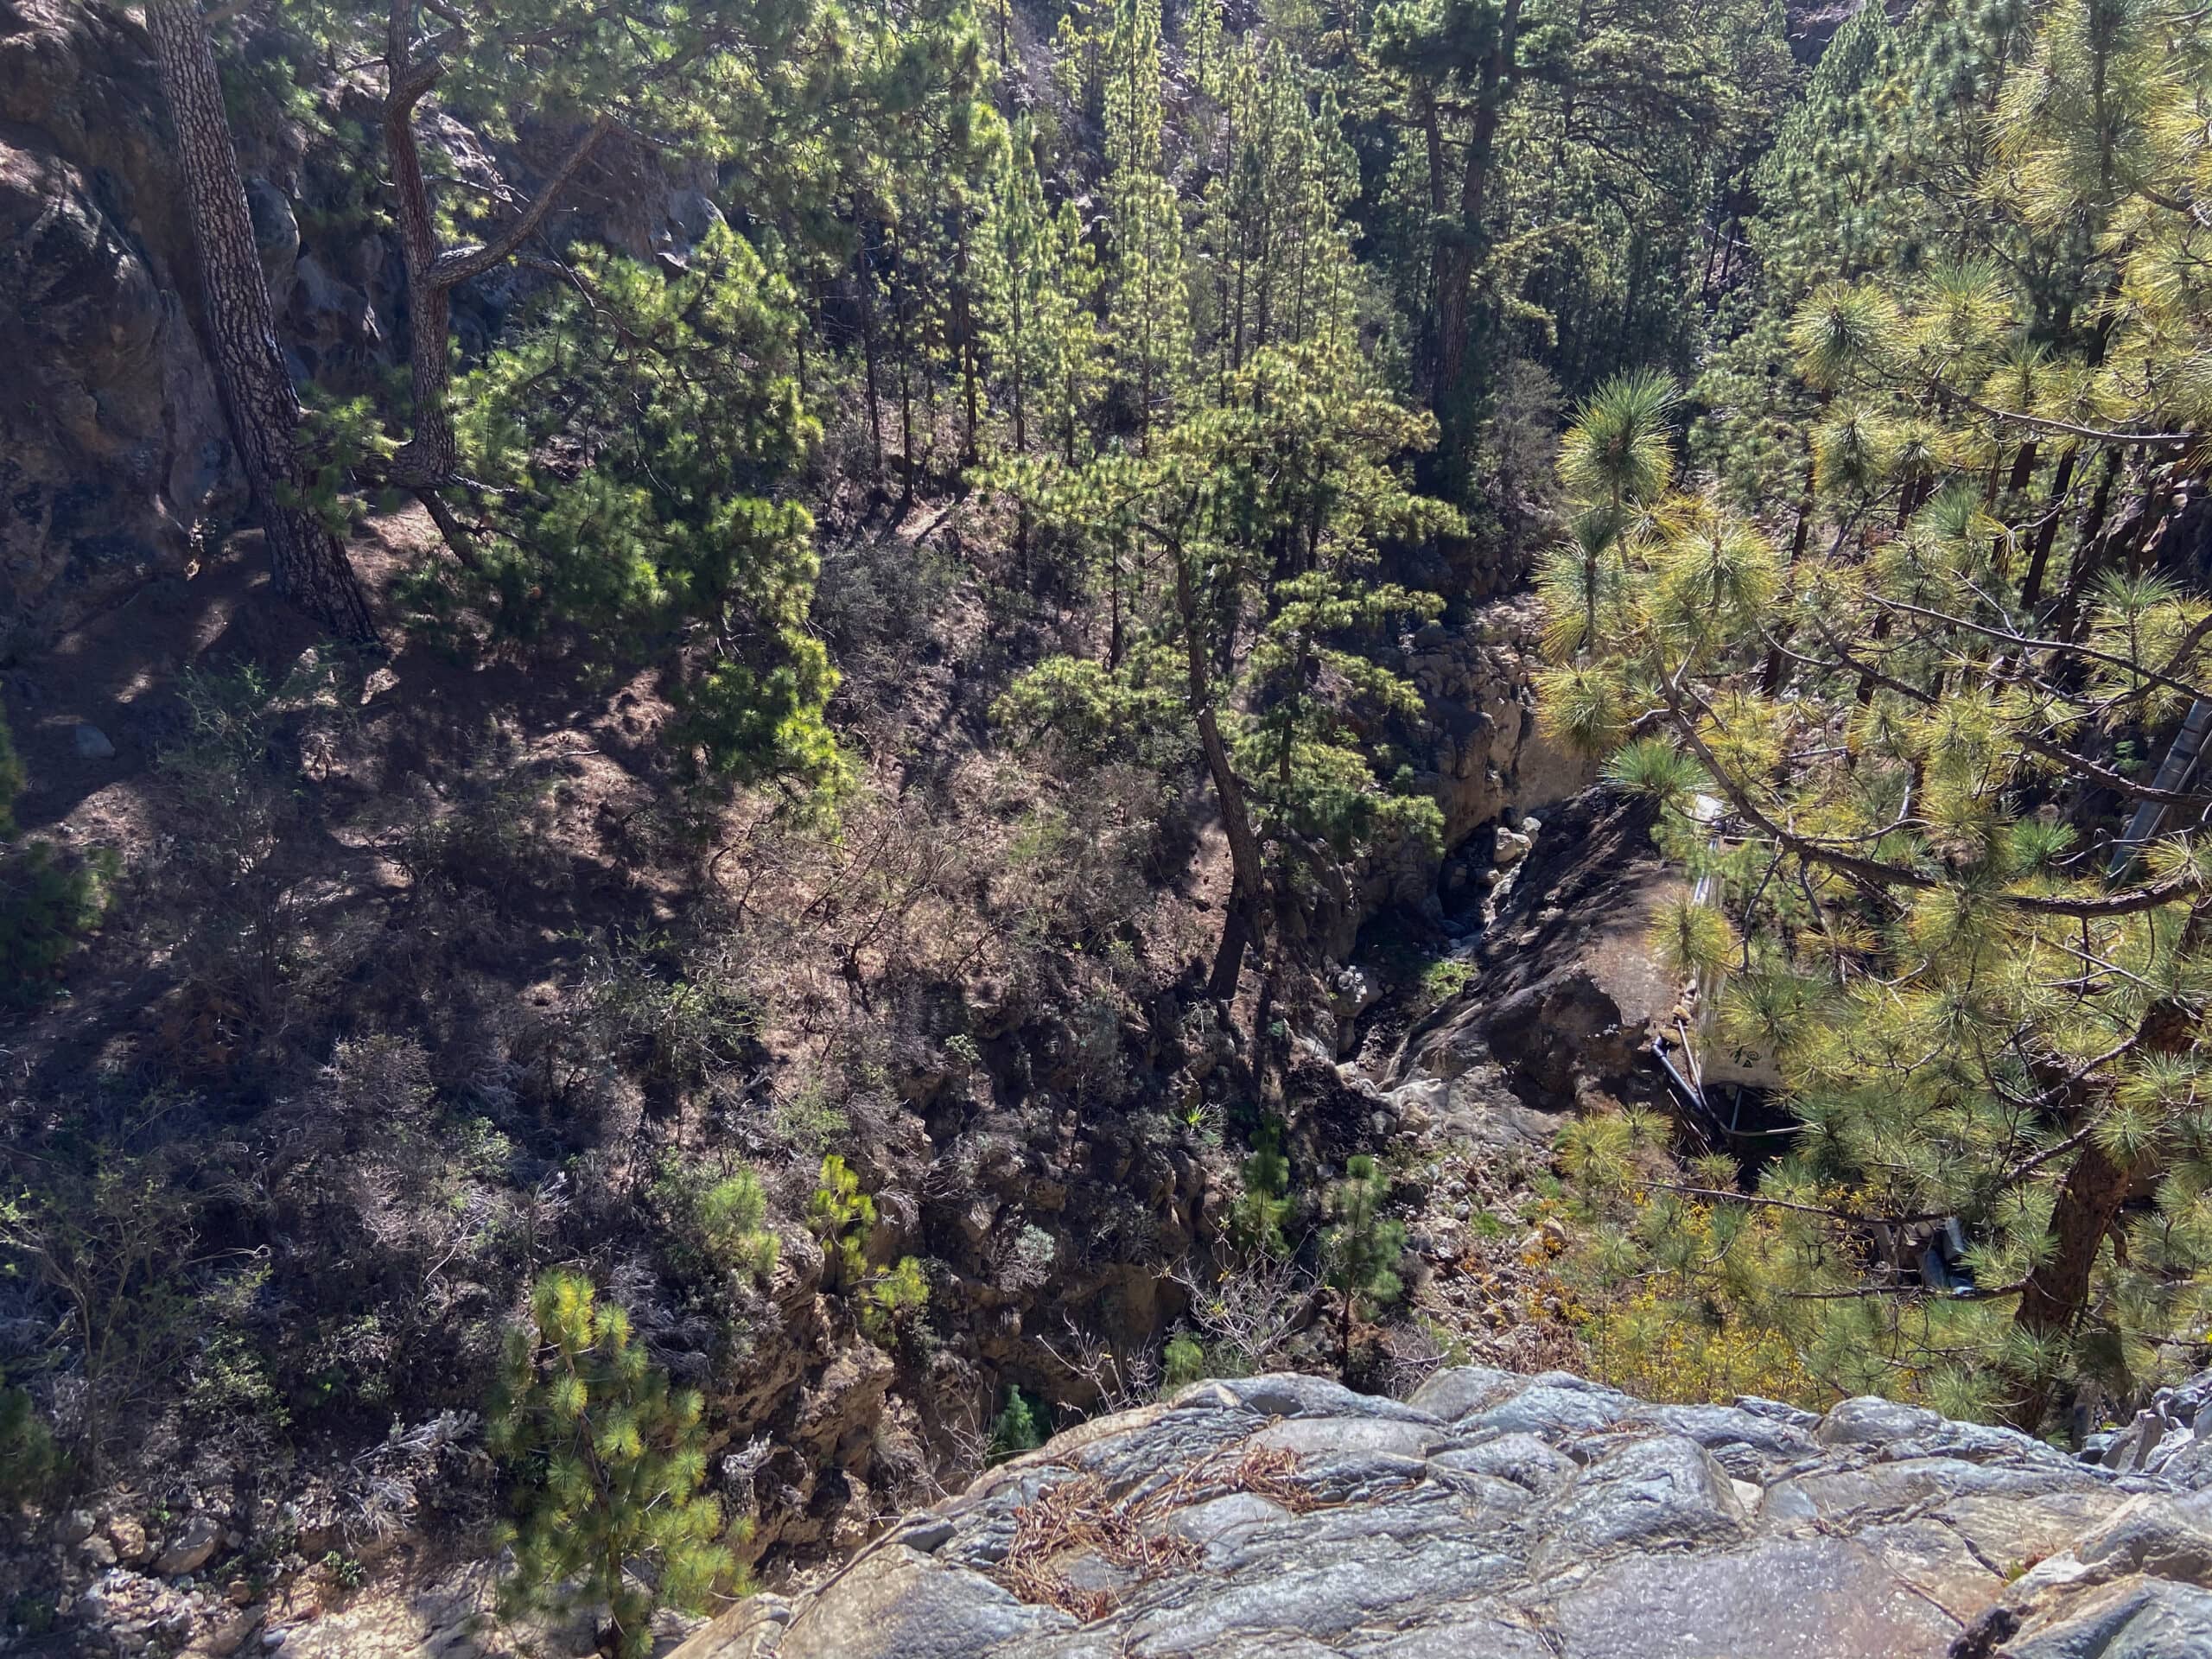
[1101,0,1191,451]
[997,339,1459,999]
[143,1,376,639]
[1194,47,1362,403]
[1362,0,1789,484]
[1323,1154,1406,1363]
[1546,0,2212,1430]
[488,1270,737,1657]
[441,227,844,794]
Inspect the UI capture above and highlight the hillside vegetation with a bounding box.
[1,0,2209,1650]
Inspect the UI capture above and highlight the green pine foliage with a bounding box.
[988,1384,1047,1459]
[806,1154,876,1290]
[1230,1121,1294,1257]
[488,1271,739,1656]
[1160,1332,1210,1389]
[0,1376,57,1504]
[425,228,844,798]
[1546,0,2212,1429]
[1323,1154,1406,1332]
[652,1157,779,1287]
[805,1155,927,1343]
[995,337,1459,979]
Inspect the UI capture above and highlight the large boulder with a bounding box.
[671,1367,2212,1659]
[1348,787,1681,1146]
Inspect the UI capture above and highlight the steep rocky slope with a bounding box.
[674,1366,2212,1659]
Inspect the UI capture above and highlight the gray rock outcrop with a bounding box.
[0,0,241,657]
[672,1368,2212,1659]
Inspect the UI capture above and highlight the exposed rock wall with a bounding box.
[673,1366,2212,1659]
[0,0,736,659]
[0,0,238,658]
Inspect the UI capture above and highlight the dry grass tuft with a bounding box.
[993,1440,1319,1622]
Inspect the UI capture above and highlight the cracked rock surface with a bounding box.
[672,1369,2212,1659]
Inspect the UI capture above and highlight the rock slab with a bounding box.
[673,1370,2212,1659]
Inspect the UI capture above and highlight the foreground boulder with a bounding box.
[675,1369,2212,1659]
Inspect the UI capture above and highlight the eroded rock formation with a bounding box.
[674,1367,2212,1659]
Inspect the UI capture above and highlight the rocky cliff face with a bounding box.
[672,1366,2212,1659]
[0,0,239,658]
[0,0,732,662]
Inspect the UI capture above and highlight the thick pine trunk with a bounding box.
[2005,970,2208,1430]
[1173,543,1266,1002]
[145,0,377,640]
[1425,0,1521,465]
[2007,1139,2130,1430]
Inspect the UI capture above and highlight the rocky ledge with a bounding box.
[674,1368,2212,1659]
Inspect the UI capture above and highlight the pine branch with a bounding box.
[1774,624,2212,810]
[1870,597,2212,709]
[1783,1277,2029,1300]
[430,117,619,289]
[1663,677,2203,919]
[1649,1183,1955,1225]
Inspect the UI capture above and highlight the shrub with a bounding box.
[0,840,114,1012]
[988,1386,1046,1461]
[489,1270,738,1657]
[652,1156,779,1285]
[1416,956,1475,1008]
[184,1328,289,1433]
[861,1255,929,1344]
[1160,1333,1208,1390]
[1322,1155,1406,1359]
[0,1379,56,1503]
[1229,1122,1293,1257]
[806,1154,874,1289]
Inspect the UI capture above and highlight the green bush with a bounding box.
[0,1378,57,1504]
[1416,956,1474,1008]
[0,840,114,1011]
[489,1270,738,1657]
[860,1255,929,1344]
[1323,1154,1406,1357]
[184,1329,289,1432]
[652,1155,779,1285]
[1229,1122,1293,1257]
[806,1154,874,1289]
[1161,1332,1208,1390]
[988,1386,1046,1461]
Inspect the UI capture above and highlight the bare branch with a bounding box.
[429,116,618,289]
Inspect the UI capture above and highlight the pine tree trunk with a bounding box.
[1173,540,1266,1002]
[382,33,457,488]
[144,0,377,640]
[1427,0,1521,464]
[2006,965,2208,1429]
[2019,449,2079,607]
[379,2,610,514]
[858,243,885,480]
